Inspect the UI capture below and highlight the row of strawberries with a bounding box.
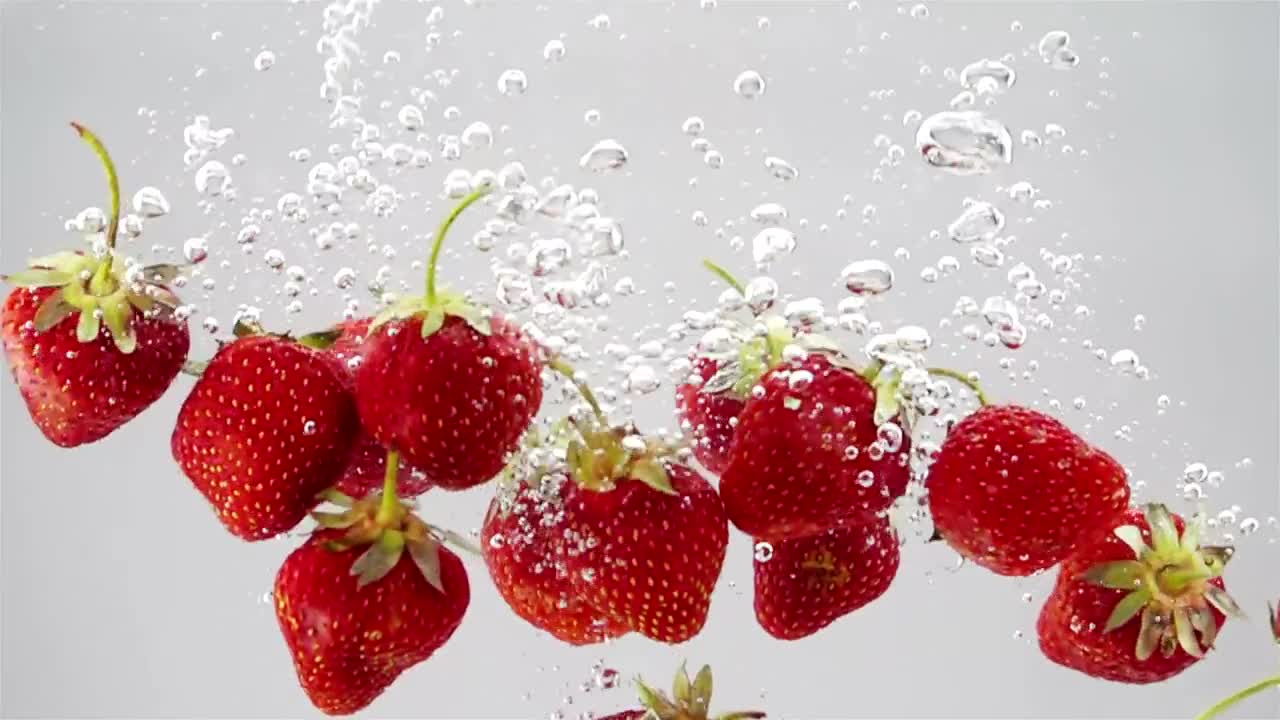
[1,128,1270,719]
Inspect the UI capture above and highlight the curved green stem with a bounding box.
[702,258,746,296]
[71,122,120,251]
[425,186,493,304]
[1194,673,1280,720]
[926,367,990,406]
[548,357,606,423]
[181,359,208,377]
[375,449,401,526]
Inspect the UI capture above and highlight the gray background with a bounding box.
[2,1,1278,718]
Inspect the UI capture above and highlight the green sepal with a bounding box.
[433,526,482,557]
[690,665,714,715]
[1080,560,1146,590]
[631,459,677,495]
[27,251,87,270]
[715,713,767,720]
[636,680,678,720]
[311,510,358,529]
[368,289,492,340]
[1136,606,1161,661]
[672,662,692,705]
[1205,585,1245,619]
[233,318,265,338]
[33,291,75,331]
[421,307,446,336]
[1104,589,1151,632]
[871,367,903,426]
[406,535,445,593]
[350,529,406,588]
[137,263,188,285]
[101,298,137,354]
[1173,607,1203,658]
[297,327,343,350]
[1112,524,1149,559]
[3,269,75,287]
[1144,503,1180,556]
[76,306,101,342]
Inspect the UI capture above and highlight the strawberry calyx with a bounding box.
[368,186,494,339]
[1,124,187,354]
[633,663,765,720]
[311,449,474,592]
[1081,503,1243,661]
[566,420,679,496]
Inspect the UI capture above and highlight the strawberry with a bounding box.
[355,189,544,490]
[753,517,900,640]
[275,477,469,716]
[1037,504,1241,684]
[562,424,729,644]
[927,404,1131,575]
[719,352,911,542]
[171,333,359,540]
[482,475,629,645]
[1,124,190,447]
[603,664,765,720]
[299,318,433,499]
[674,356,745,475]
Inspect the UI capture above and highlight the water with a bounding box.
[3,3,1276,720]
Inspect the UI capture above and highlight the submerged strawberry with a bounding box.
[719,352,911,542]
[754,517,900,640]
[482,468,629,645]
[674,355,744,475]
[171,332,359,540]
[275,453,469,715]
[2,124,190,447]
[927,404,1131,576]
[356,189,543,490]
[1037,504,1241,684]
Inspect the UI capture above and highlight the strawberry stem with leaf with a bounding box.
[375,449,403,526]
[548,356,607,423]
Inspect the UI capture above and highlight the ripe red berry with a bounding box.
[1037,504,1240,683]
[171,334,359,540]
[754,518,900,640]
[719,353,911,542]
[674,356,745,475]
[927,404,1131,575]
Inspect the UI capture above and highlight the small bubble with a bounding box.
[253,50,276,71]
[733,70,766,98]
[497,69,528,96]
[754,542,774,562]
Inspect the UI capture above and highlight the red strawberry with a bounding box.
[674,356,745,475]
[482,477,629,645]
[171,334,359,540]
[1037,504,1240,683]
[336,432,433,499]
[927,404,1131,576]
[304,317,433,499]
[355,189,543,490]
[753,517,900,640]
[3,284,188,447]
[275,484,469,716]
[563,425,729,644]
[601,664,765,720]
[719,352,911,542]
[2,124,190,447]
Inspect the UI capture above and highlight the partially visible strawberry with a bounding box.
[3,285,188,447]
[719,352,912,542]
[171,334,359,540]
[927,404,1131,576]
[482,476,629,645]
[1037,504,1241,684]
[602,664,765,720]
[355,189,543,490]
[753,517,900,640]
[275,476,469,716]
[563,425,729,644]
[674,356,745,475]
[336,432,433,499]
[2,124,190,447]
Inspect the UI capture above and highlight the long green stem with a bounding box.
[549,357,606,423]
[375,449,401,526]
[926,367,990,406]
[425,186,493,304]
[1194,673,1280,720]
[71,122,120,250]
[702,258,746,296]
